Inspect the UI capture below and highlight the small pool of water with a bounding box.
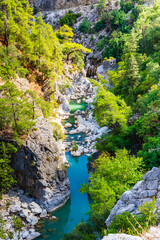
[70,99,87,113]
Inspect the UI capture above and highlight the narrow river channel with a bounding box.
[36,100,91,240]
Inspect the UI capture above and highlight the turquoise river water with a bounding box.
[36,100,90,240]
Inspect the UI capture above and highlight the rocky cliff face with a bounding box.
[105,167,160,227]
[30,0,96,11]
[13,116,70,212]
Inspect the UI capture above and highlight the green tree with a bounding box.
[0,82,34,134]
[59,10,81,27]
[92,85,131,134]
[31,13,63,78]
[0,142,17,193]
[0,45,28,80]
[0,0,34,51]
[81,149,142,214]
[63,42,91,61]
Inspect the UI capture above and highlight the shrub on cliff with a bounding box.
[59,10,81,27]
[52,122,65,141]
[108,200,157,235]
[97,0,106,16]
[78,18,91,33]
[95,19,106,32]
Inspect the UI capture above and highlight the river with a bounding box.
[36,99,91,240]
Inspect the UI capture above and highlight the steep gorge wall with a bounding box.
[30,0,97,11]
[13,116,70,212]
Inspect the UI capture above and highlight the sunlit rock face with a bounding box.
[30,0,97,11]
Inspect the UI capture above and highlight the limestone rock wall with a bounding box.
[13,116,70,212]
[105,167,160,227]
[30,0,97,11]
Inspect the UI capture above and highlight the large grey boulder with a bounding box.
[29,202,42,215]
[26,215,38,225]
[26,231,41,240]
[102,234,142,240]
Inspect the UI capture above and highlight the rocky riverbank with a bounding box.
[56,68,109,158]
[0,115,70,239]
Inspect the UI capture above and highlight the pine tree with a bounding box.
[123,30,140,90]
[0,0,34,53]
[0,82,34,135]
[0,142,17,193]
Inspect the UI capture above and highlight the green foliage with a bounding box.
[96,37,108,51]
[0,0,34,49]
[95,126,136,154]
[138,199,157,228]
[120,0,134,13]
[71,141,78,151]
[59,10,81,27]
[63,208,110,240]
[95,19,106,32]
[111,10,128,33]
[130,5,143,22]
[51,122,65,141]
[0,218,7,239]
[0,1,89,83]
[0,45,28,80]
[80,149,142,214]
[92,84,131,133]
[108,200,157,235]
[13,216,25,233]
[78,18,91,33]
[97,0,106,16]
[62,41,91,62]
[108,211,137,235]
[0,82,34,135]
[63,221,97,240]
[26,90,53,119]
[89,208,110,233]
[0,142,17,193]
[135,111,160,140]
[102,31,125,61]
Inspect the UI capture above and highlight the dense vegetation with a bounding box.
[94,0,160,171]
[64,0,160,239]
[80,149,142,214]
[0,0,90,193]
[0,0,160,239]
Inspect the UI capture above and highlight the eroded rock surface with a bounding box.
[30,0,96,10]
[13,116,70,212]
[105,167,160,227]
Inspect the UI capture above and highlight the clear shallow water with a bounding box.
[70,99,87,113]
[36,100,90,240]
